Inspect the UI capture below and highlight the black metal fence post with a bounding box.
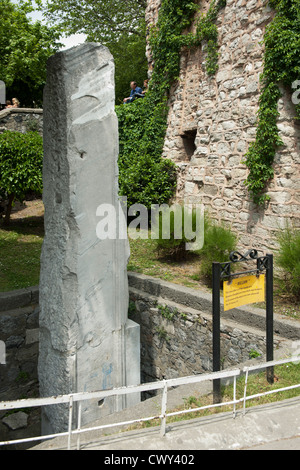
[266,253,274,384]
[212,262,221,404]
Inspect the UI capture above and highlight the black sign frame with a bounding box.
[212,249,274,404]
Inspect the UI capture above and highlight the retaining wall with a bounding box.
[128,272,300,383]
[0,286,40,448]
[0,274,299,446]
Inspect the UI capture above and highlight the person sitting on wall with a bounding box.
[134,79,149,98]
[11,98,20,108]
[5,98,20,108]
[142,79,149,95]
[123,81,144,104]
[5,100,12,108]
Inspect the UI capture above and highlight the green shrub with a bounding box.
[154,204,204,260]
[116,98,177,209]
[199,218,238,282]
[0,130,43,225]
[154,209,237,270]
[276,226,300,299]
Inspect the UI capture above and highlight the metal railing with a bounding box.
[242,356,300,415]
[0,355,299,450]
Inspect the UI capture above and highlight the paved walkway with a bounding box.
[82,397,300,451]
[31,343,300,451]
[31,392,300,451]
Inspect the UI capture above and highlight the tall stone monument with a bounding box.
[39,43,140,434]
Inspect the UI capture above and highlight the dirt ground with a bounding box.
[10,199,45,220]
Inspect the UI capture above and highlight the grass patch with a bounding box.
[128,231,300,319]
[0,214,44,292]
[229,362,300,406]
[127,229,205,290]
[166,362,300,425]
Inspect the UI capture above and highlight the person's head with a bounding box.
[130,81,137,90]
[6,100,11,106]
[12,98,20,107]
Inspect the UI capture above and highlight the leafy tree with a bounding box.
[111,31,148,104]
[35,0,148,103]
[0,0,61,107]
[35,0,147,43]
[0,131,43,225]
[116,0,225,210]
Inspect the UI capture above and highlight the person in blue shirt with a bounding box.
[123,81,144,104]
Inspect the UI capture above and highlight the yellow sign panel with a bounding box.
[223,274,265,312]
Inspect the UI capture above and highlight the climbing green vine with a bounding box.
[117,0,225,208]
[243,0,300,205]
[149,0,226,100]
[185,0,227,75]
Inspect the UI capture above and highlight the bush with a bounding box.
[276,226,300,299]
[153,208,237,272]
[0,130,43,225]
[116,93,177,210]
[154,204,203,260]
[199,217,238,282]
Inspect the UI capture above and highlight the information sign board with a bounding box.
[223,274,265,311]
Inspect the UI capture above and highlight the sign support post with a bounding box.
[212,262,221,404]
[266,253,274,384]
[212,249,274,403]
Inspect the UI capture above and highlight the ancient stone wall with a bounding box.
[0,108,43,135]
[146,0,300,252]
[0,287,40,449]
[130,286,269,383]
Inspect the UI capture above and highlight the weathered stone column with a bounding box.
[39,43,140,434]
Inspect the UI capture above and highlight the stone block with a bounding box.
[125,320,141,408]
[26,328,39,345]
[2,412,28,431]
[39,43,140,434]
[0,290,31,312]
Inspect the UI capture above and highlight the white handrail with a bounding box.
[0,356,299,449]
[0,368,240,412]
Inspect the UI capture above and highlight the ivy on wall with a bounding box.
[243,0,300,206]
[117,0,226,208]
[149,0,226,98]
[185,0,226,75]
[117,98,177,209]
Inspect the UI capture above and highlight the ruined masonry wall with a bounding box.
[146,0,300,252]
[0,108,43,136]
